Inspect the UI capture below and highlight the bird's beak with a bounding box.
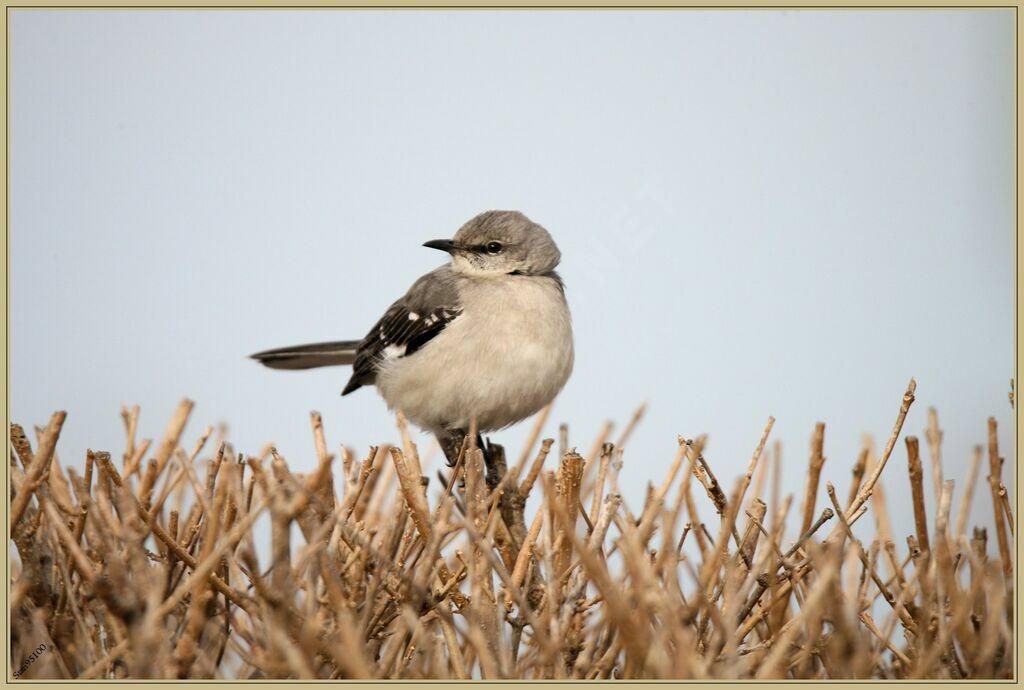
[423,239,457,253]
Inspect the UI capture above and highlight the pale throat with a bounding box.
[449,254,517,277]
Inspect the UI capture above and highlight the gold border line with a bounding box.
[1,4,1019,689]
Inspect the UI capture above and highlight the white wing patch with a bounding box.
[383,344,407,360]
[344,266,463,395]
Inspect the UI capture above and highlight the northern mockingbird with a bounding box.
[251,210,574,465]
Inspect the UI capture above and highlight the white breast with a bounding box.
[375,274,574,433]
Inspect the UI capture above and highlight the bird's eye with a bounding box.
[485,242,503,255]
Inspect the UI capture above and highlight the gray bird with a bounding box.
[250,210,574,465]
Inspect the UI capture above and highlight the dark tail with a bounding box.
[250,340,360,370]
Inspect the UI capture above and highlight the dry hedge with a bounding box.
[8,379,1015,679]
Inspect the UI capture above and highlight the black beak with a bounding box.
[423,239,457,253]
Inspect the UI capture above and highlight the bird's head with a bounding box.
[424,210,561,277]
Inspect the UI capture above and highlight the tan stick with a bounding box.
[152,398,194,475]
[831,379,916,540]
[512,403,553,476]
[614,402,647,450]
[955,445,984,540]
[986,417,1012,577]
[924,407,944,509]
[519,438,554,500]
[905,436,931,558]
[738,417,776,517]
[11,411,67,528]
[800,422,826,535]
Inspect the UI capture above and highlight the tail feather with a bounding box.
[250,340,360,370]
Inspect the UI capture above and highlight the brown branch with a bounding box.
[800,421,826,535]
[986,418,1012,577]
[905,436,930,558]
[832,378,917,539]
[11,411,67,528]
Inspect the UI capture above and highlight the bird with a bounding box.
[250,210,574,466]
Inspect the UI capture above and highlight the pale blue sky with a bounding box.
[10,9,1014,537]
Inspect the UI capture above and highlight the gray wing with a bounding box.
[342,267,462,395]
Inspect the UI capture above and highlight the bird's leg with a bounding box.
[438,428,467,467]
[481,436,506,491]
[438,428,505,485]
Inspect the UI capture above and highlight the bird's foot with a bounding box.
[437,429,505,481]
[480,437,506,491]
[438,428,471,467]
